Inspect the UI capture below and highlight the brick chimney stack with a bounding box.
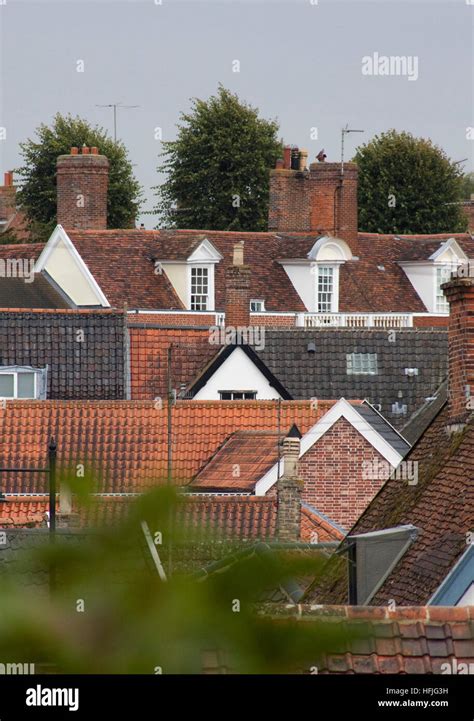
[442,275,474,425]
[268,149,358,250]
[57,146,109,230]
[225,241,251,327]
[0,171,17,221]
[277,426,303,542]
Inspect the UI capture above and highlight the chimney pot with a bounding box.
[275,158,284,170]
[90,147,99,155]
[81,146,90,155]
[283,145,292,170]
[299,149,308,172]
[70,147,79,155]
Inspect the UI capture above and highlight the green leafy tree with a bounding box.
[354,130,467,234]
[16,113,143,241]
[460,172,474,200]
[154,86,282,231]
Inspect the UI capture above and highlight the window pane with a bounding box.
[18,373,35,398]
[191,267,209,310]
[318,266,334,312]
[346,353,378,375]
[0,374,14,397]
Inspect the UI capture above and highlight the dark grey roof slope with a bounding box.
[257,329,447,429]
[0,274,71,309]
[357,401,410,456]
[400,381,448,446]
[0,310,127,399]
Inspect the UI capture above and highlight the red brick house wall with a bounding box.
[298,417,389,529]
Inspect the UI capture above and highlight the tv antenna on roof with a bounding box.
[96,102,140,142]
[341,124,364,175]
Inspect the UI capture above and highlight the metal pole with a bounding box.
[167,346,173,576]
[48,437,57,596]
[113,105,117,143]
[48,437,57,537]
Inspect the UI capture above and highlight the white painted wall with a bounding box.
[160,263,187,306]
[43,235,103,306]
[281,263,313,311]
[192,347,282,400]
[400,264,434,312]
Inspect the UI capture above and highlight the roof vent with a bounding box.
[404,368,419,377]
[391,401,408,415]
[307,341,316,354]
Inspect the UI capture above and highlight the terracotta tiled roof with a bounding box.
[262,604,474,674]
[0,400,325,494]
[0,493,343,543]
[67,231,184,309]
[128,325,215,400]
[191,431,282,492]
[1,230,473,313]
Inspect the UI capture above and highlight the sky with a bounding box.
[0,0,472,227]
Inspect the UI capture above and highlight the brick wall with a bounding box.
[0,172,16,221]
[298,417,389,529]
[442,277,474,423]
[413,315,449,328]
[268,161,358,250]
[225,264,251,328]
[57,147,109,230]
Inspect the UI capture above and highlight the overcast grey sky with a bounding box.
[0,0,472,227]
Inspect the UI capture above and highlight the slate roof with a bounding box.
[0,275,71,309]
[0,309,126,399]
[183,329,447,431]
[261,604,474,674]
[304,403,474,606]
[356,402,410,457]
[256,328,448,430]
[0,400,326,494]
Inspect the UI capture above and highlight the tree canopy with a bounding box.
[16,113,143,241]
[354,130,467,234]
[154,86,282,231]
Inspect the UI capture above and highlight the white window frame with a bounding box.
[0,367,43,399]
[189,265,210,311]
[218,390,257,400]
[346,353,378,375]
[434,264,453,314]
[314,264,339,313]
[250,299,265,313]
[187,264,215,311]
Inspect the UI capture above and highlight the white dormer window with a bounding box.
[435,265,452,313]
[250,299,265,312]
[190,266,209,310]
[0,366,47,399]
[317,266,335,312]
